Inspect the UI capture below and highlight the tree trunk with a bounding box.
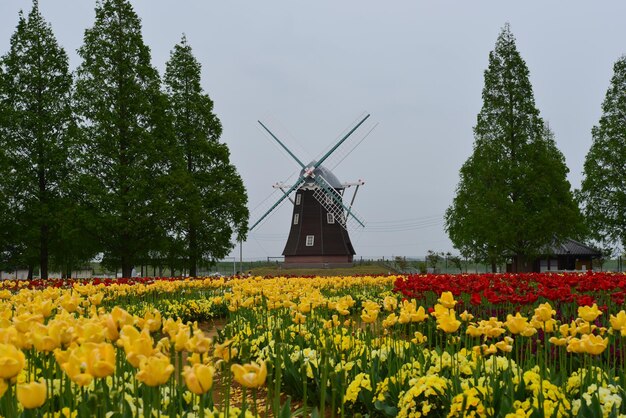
[491,261,497,273]
[40,223,49,279]
[28,265,34,280]
[121,255,133,278]
[189,225,197,277]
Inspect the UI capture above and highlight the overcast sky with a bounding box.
[1,1,625,261]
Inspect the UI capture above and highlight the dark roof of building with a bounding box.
[545,238,602,256]
[300,162,343,189]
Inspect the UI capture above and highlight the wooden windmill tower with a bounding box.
[250,114,372,267]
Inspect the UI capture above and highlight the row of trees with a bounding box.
[445,24,625,270]
[0,0,249,279]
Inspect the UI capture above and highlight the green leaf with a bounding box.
[280,396,293,418]
[374,400,399,416]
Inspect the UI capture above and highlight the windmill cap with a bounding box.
[300,162,343,189]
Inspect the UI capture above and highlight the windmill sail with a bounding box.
[249,113,373,267]
[311,175,365,231]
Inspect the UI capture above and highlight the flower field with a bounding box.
[1,272,626,417]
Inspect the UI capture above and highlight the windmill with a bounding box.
[250,114,373,267]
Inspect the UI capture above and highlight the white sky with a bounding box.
[1,1,625,261]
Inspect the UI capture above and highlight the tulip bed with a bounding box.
[0,272,626,417]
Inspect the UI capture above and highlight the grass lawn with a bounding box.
[248,263,395,276]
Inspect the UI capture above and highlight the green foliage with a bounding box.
[426,250,443,271]
[0,1,78,277]
[163,35,248,276]
[394,256,408,271]
[448,255,463,272]
[445,24,583,266]
[414,261,427,274]
[579,56,626,252]
[74,0,176,278]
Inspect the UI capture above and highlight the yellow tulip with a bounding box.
[118,326,154,368]
[214,339,238,361]
[174,327,191,352]
[411,331,427,344]
[85,342,116,378]
[31,323,61,352]
[13,313,44,333]
[361,309,378,323]
[111,307,134,327]
[505,313,529,334]
[437,311,461,333]
[59,294,80,313]
[577,304,602,323]
[495,337,514,352]
[530,317,557,333]
[88,293,104,306]
[335,304,350,316]
[362,300,380,313]
[140,310,162,333]
[185,332,211,354]
[383,296,398,312]
[183,363,215,394]
[382,313,398,328]
[549,336,568,346]
[297,301,311,314]
[481,344,497,356]
[60,347,94,387]
[0,325,19,345]
[580,334,608,356]
[162,318,181,339]
[231,361,267,388]
[292,312,306,325]
[610,310,626,332]
[466,325,483,338]
[459,310,474,322]
[576,321,594,335]
[566,337,584,354]
[534,303,555,322]
[17,379,47,409]
[100,314,119,341]
[411,306,428,322]
[35,298,54,318]
[0,343,26,379]
[136,355,174,386]
[482,318,506,338]
[430,304,449,320]
[559,322,577,337]
[438,291,457,309]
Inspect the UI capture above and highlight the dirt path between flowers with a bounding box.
[199,317,228,337]
[195,318,326,417]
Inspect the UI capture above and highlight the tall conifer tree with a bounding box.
[74,0,173,278]
[579,56,626,252]
[445,24,582,271]
[0,1,74,278]
[164,36,248,277]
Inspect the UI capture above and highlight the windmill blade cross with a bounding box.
[314,114,370,169]
[258,120,306,169]
[249,177,305,231]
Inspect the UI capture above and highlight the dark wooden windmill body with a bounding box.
[282,165,356,266]
[249,114,373,267]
